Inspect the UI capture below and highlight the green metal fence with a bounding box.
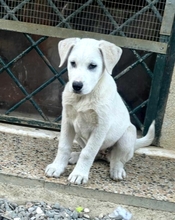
[0,0,175,145]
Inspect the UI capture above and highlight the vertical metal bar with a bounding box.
[143,53,166,139]
[154,17,175,145]
[160,0,175,36]
[143,18,175,144]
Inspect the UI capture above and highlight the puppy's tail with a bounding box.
[134,121,155,151]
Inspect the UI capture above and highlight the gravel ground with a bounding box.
[0,199,94,220]
[1,182,175,220]
[0,199,126,220]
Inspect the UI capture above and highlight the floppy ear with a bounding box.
[99,40,122,74]
[58,38,80,67]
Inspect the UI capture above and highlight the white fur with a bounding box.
[45,38,155,184]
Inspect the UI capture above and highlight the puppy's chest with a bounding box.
[66,104,98,134]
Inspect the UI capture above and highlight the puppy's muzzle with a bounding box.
[72,81,83,93]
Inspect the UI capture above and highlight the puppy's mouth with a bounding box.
[73,90,82,94]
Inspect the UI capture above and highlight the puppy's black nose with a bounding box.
[72,81,83,92]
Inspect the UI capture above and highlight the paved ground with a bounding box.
[0,123,175,219]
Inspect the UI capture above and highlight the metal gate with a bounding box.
[0,0,175,145]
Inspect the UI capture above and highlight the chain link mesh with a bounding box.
[0,0,166,42]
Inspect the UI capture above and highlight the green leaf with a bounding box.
[76,206,84,213]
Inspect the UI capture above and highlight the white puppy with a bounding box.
[45,38,155,184]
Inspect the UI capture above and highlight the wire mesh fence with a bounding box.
[0,28,156,130]
[0,0,173,137]
[0,0,166,42]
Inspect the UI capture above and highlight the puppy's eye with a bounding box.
[70,61,76,67]
[88,63,97,70]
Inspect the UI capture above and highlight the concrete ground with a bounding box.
[0,123,175,219]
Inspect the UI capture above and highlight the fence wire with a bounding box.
[0,0,169,132]
[0,0,166,42]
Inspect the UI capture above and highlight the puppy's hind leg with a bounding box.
[110,124,136,180]
[69,150,111,164]
[69,137,85,164]
[69,152,80,164]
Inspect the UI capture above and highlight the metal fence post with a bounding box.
[144,17,175,145]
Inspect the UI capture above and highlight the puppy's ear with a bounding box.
[99,40,122,74]
[58,38,80,67]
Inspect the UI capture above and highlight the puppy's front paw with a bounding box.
[45,163,64,178]
[68,171,88,184]
[110,167,126,181]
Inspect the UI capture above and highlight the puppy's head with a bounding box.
[58,38,122,95]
